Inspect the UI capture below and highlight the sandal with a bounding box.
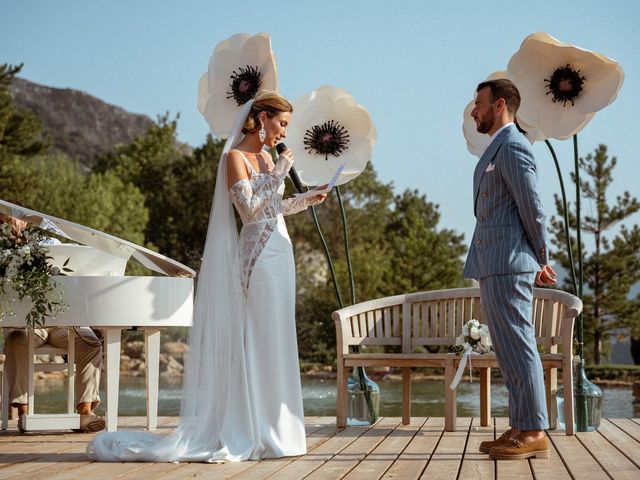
[79,414,106,433]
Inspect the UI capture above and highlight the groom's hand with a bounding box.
[535,264,557,287]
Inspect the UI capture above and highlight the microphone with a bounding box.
[276,143,305,193]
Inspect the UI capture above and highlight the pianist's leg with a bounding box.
[46,327,102,413]
[2,327,48,428]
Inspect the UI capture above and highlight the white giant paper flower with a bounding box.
[507,32,624,140]
[287,85,376,186]
[463,71,544,157]
[197,32,278,138]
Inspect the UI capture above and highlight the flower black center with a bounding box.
[544,65,586,106]
[226,65,261,106]
[303,120,350,159]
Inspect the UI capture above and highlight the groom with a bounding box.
[464,78,557,460]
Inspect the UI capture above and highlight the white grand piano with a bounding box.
[0,199,195,432]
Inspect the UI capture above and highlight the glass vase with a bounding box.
[347,367,380,426]
[556,359,602,432]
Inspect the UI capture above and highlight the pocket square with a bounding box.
[485,163,496,172]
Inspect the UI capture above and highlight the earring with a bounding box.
[258,125,266,143]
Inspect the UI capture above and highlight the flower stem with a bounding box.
[573,133,588,432]
[308,204,344,308]
[335,186,376,423]
[544,140,578,295]
[335,187,356,306]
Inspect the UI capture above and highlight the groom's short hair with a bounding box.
[477,79,521,116]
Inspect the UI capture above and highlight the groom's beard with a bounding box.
[475,111,495,135]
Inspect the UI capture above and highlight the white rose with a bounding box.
[481,335,492,347]
[470,327,481,340]
[470,319,480,328]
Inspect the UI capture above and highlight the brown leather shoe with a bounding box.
[479,430,514,453]
[489,436,550,460]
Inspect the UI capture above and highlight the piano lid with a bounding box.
[0,199,195,278]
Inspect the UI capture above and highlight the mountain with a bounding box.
[9,77,155,171]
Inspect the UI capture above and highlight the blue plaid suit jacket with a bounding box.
[463,124,549,280]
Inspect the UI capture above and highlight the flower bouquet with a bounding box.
[449,319,493,390]
[451,319,493,355]
[0,222,69,328]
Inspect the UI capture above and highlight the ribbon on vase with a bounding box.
[449,346,476,390]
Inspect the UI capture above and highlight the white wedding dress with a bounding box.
[87,104,315,462]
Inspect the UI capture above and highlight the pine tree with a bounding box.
[550,144,640,364]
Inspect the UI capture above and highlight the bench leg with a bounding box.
[563,361,575,435]
[546,367,558,430]
[402,368,411,425]
[336,363,349,428]
[480,367,491,427]
[444,359,457,431]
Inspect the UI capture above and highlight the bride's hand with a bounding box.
[309,185,329,205]
[277,148,295,170]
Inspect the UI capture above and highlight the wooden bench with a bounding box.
[333,287,582,434]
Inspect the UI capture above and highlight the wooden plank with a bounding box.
[392,306,401,337]
[609,418,640,443]
[576,427,640,479]
[491,417,535,479]
[419,417,471,479]
[304,417,400,480]
[374,310,384,338]
[596,419,640,468]
[342,418,426,480]
[230,420,340,480]
[454,298,463,340]
[102,462,184,480]
[366,311,375,338]
[420,303,429,339]
[0,438,91,480]
[428,302,436,339]
[150,460,255,480]
[266,422,377,479]
[444,299,454,338]
[548,428,610,479]
[43,460,157,480]
[381,417,444,480]
[457,417,494,480]
[529,430,572,480]
[383,307,392,338]
[412,303,420,338]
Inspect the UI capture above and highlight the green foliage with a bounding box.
[0,64,49,163]
[3,154,149,247]
[585,364,640,381]
[550,145,640,364]
[288,164,468,364]
[0,67,149,274]
[385,189,468,294]
[95,118,225,269]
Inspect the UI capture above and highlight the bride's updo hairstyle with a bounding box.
[241,91,293,135]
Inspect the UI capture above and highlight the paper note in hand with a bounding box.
[294,163,346,199]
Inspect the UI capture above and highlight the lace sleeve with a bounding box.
[228,161,290,218]
[282,196,317,216]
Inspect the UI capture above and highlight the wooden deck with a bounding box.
[1,416,640,479]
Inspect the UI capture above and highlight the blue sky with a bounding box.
[2,0,639,250]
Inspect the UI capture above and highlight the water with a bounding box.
[31,376,638,419]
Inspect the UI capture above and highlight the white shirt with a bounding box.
[490,122,514,141]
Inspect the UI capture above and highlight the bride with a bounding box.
[87,91,326,462]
